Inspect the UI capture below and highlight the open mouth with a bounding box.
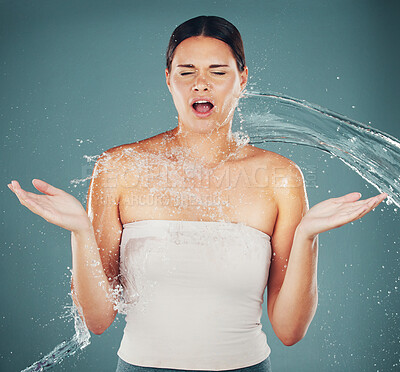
[192,101,214,114]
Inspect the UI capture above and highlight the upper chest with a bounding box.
[117,146,279,236]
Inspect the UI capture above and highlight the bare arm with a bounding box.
[70,227,119,335]
[71,149,123,335]
[268,226,319,346]
[266,160,315,346]
[8,149,123,335]
[267,159,387,346]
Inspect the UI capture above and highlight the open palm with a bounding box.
[299,191,388,239]
[8,179,90,233]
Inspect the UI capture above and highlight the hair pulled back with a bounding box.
[166,15,246,73]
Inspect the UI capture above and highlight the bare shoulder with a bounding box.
[245,145,304,188]
[270,152,304,189]
[257,148,308,214]
[101,130,171,160]
[90,145,129,195]
[94,131,171,192]
[97,132,164,167]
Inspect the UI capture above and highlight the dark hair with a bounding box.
[166,15,246,73]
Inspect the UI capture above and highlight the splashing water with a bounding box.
[237,92,400,207]
[21,92,400,371]
[21,294,90,372]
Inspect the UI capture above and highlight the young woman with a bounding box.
[8,15,387,372]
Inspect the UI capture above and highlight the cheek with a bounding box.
[221,82,240,101]
[171,80,189,98]
[219,84,241,111]
[221,77,240,94]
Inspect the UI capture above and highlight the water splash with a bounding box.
[21,294,90,372]
[237,91,400,207]
[20,91,400,371]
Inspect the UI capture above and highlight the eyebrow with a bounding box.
[176,64,229,68]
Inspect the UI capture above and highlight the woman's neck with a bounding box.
[167,125,240,168]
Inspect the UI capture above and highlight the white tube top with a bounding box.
[117,219,272,371]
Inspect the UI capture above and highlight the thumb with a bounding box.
[32,179,61,196]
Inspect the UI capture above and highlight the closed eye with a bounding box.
[179,72,226,76]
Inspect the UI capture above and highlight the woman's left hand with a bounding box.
[297,192,388,240]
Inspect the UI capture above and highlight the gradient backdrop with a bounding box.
[1,0,399,371]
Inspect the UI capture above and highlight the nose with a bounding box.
[192,73,210,91]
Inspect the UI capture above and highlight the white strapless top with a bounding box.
[117,219,272,371]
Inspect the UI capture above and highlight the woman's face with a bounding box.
[165,36,248,133]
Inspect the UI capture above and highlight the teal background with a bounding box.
[1,0,399,371]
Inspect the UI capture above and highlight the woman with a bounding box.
[8,15,387,372]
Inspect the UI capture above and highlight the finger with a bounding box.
[10,180,29,197]
[11,180,21,191]
[353,204,371,220]
[364,193,387,210]
[10,181,25,199]
[356,205,375,220]
[9,182,41,208]
[21,198,50,221]
[340,192,388,209]
[378,192,388,200]
[10,181,38,201]
[333,192,362,204]
[12,187,34,208]
[8,182,18,192]
[32,179,60,196]
[341,196,377,217]
[349,195,379,207]
[11,187,51,220]
[370,193,387,208]
[22,197,46,217]
[340,200,373,221]
[354,194,386,219]
[7,183,21,196]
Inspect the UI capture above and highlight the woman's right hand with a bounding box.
[8,179,92,233]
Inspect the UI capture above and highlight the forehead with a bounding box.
[172,36,235,66]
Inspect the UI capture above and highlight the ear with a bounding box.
[165,68,171,93]
[240,66,249,92]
